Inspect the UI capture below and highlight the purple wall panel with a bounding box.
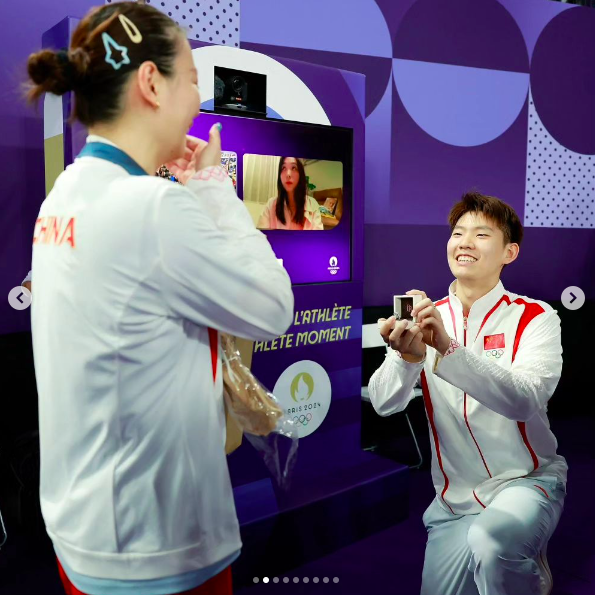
[389,76,530,226]
[241,0,595,307]
[498,0,575,61]
[0,0,97,335]
[364,224,595,307]
[3,0,595,334]
[530,7,595,156]
[105,0,241,46]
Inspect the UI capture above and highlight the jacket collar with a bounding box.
[447,279,507,340]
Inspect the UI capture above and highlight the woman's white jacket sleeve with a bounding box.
[156,167,294,340]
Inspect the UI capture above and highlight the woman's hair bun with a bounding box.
[26,2,181,126]
[26,49,84,102]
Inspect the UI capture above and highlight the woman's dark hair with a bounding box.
[275,157,308,226]
[26,2,182,127]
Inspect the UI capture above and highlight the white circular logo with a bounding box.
[329,256,338,267]
[273,360,331,438]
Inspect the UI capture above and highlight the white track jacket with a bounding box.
[31,138,294,580]
[369,280,567,515]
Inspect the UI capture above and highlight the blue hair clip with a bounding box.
[102,32,130,71]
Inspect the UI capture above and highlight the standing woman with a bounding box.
[26,3,293,595]
[257,157,323,230]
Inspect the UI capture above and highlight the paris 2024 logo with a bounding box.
[274,361,331,438]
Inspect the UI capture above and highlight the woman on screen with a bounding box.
[257,157,323,230]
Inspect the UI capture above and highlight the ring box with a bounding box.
[394,294,422,328]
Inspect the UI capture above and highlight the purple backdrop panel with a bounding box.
[364,77,392,224]
[497,0,576,61]
[393,59,529,147]
[393,0,529,73]
[108,0,242,46]
[241,42,391,119]
[0,1,96,335]
[531,6,595,156]
[227,281,364,489]
[241,0,391,58]
[363,224,595,307]
[340,70,365,120]
[250,282,363,391]
[389,78,530,225]
[374,0,419,49]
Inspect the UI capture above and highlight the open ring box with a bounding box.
[393,294,422,329]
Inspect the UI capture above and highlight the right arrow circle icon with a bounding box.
[561,287,585,311]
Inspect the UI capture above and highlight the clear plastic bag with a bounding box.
[221,333,298,489]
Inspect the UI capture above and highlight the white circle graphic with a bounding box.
[191,46,330,126]
[273,360,331,438]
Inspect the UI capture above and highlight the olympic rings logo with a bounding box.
[292,413,313,426]
[485,349,504,359]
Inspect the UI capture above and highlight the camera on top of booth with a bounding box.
[214,66,267,117]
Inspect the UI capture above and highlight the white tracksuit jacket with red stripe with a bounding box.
[369,280,567,515]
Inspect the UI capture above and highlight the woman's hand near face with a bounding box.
[164,124,222,185]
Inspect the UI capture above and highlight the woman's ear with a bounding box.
[136,61,161,109]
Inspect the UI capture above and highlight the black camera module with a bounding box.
[214,66,267,117]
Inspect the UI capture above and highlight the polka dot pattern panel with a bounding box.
[105,0,240,45]
[525,92,594,230]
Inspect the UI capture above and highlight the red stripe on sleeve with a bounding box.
[475,296,508,341]
[511,300,545,362]
[511,300,545,470]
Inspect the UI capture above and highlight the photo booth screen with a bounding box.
[189,111,353,284]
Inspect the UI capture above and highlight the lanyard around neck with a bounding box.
[78,142,148,177]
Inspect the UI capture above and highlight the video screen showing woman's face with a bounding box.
[243,154,344,231]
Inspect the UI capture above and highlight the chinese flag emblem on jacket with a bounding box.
[484,334,505,350]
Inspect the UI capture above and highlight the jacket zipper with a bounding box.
[462,312,492,481]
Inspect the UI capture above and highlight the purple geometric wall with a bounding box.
[105,0,240,46]
[0,0,99,336]
[2,0,594,335]
[241,0,595,306]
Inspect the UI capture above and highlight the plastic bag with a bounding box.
[221,333,298,489]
